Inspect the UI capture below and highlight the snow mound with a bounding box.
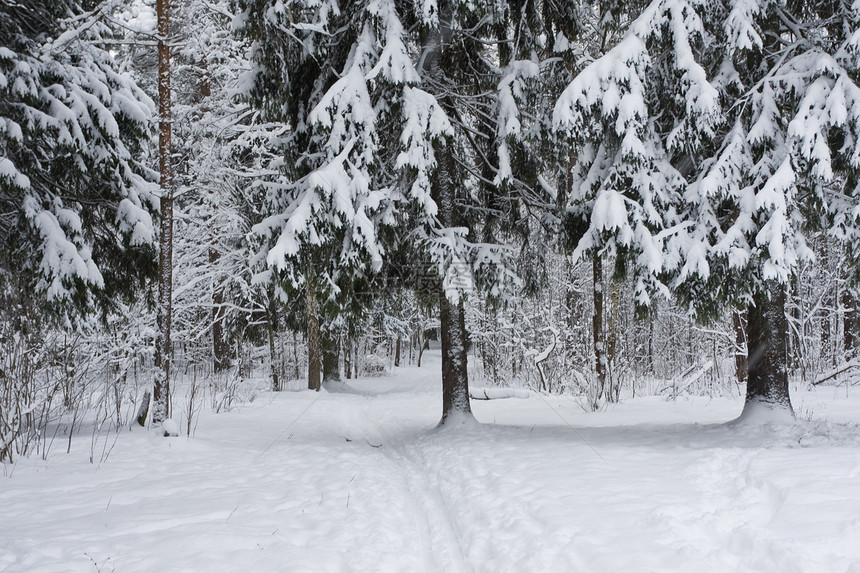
[730,399,796,427]
[161,418,180,437]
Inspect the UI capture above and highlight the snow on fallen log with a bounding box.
[469,387,530,400]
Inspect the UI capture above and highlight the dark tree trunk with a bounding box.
[153,0,173,425]
[439,292,471,422]
[265,301,279,391]
[322,331,340,382]
[210,248,230,373]
[606,279,620,402]
[306,285,321,391]
[744,282,793,414]
[592,255,606,407]
[421,0,473,424]
[843,288,860,357]
[394,337,401,367]
[344,338,353,379]
[200,65,229,374]
[733,309,748,386]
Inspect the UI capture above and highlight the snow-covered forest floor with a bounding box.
[3,351,860,573]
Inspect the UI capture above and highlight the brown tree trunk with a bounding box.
[306,285,321,391]
[743,281,793,415]
[153,0,173,425]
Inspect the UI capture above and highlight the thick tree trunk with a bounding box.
[439,292,471,422]
[394,337,401,367]
[306,285,321,391]
[153,0,173,425]
[421,0,473,424]
[322,331,340,382]
[843,288,860,357]
[743,281,793,415]
[591,255,606,409]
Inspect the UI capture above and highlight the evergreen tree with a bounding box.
[234,1,526,421]
[0,0,157,326]
[555,0,860,418]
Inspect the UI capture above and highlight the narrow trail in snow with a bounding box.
[333,393,472,573]
[332,368,580,573]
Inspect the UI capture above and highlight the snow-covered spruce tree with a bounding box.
[234,1,525,420]
[233,0,400,390]
[0,0,157,459]
[553,0,692,405]
[557,0,860,418]
[671,0,860,418]
[0,0,157,324]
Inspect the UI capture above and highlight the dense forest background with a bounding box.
[3,0,860,462]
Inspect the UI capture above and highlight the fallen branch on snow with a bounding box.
[813,359,860,386]
[469,388,530,400]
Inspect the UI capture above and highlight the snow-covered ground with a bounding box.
[3,351,860,572]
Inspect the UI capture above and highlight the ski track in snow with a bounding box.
[3,351,860,572]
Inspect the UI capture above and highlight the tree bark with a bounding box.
[606,279,620,402]
[591,255,606,409]
[439,291,471,422]
[733,309,748,386]
[843,288,860,357]
[744,281,793,413]
[394,337,401,367]
[322,330,340,382]
[210,248,230,372]
[265,301,279,391]
[344,338,353,379]
[306,284,321,391]
[153,0,173,425]
[420,0,473,424]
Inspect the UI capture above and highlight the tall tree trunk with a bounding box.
[210,248,230,372]
[733,309,748,386]
[265,300,279,391]
[439,292,471,422]
[322,330,340,382]
[394,337,401,367]
[306,284,321,391]
[198,62,229,374]
[843,288,860,357]
[591,255,606,409]
[422,0,472,424]
[417,329,426,368]
[344,338,353,379]
[743,281,793,415]
[153,0,173,425]
[607,279,620,402]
